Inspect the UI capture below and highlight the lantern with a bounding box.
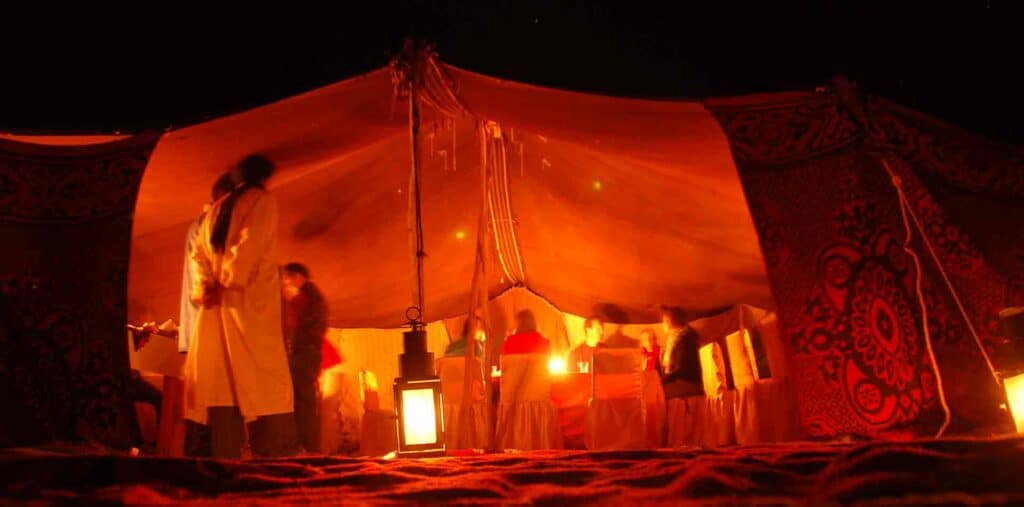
[999,307,1024,432]
[547,355,568,375]
[393,324,446,457]
[1003,372,1024,433]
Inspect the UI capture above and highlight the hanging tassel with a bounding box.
[452,121,458,172]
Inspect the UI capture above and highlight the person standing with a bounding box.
[179,173,235,354]
[184,154,293,459]
[281,262,329,454]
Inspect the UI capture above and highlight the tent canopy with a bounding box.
[9,61,773,328]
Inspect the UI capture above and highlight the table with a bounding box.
[489,372,602,449]
[549,373,591,448]
[490,370,666,449]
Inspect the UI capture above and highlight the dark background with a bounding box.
[2,2,1021,143]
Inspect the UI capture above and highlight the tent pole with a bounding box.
[409,85,426,316]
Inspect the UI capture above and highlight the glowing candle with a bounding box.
[548,356,567,375]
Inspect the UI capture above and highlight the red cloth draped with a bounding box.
[321,339,342,371]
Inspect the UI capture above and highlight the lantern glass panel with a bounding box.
[1005,373,1024,433]
[401,387,438,445]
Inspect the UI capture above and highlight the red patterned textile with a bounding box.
[869,98,1024,359]
[869,98,1024,432]
[707,92,1016,438]
[0,134,159,447]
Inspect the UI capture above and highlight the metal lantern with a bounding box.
[393,309,445,457]
[999,307,1024,432]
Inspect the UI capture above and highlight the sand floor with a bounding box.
[4,437,1024,505]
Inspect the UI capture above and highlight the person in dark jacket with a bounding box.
[281,262,329,453]
[659,306,703,399]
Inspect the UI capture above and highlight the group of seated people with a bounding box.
[442,305,703,399]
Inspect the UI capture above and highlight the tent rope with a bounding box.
[881,159,952,437]
[835,77,1001,434]
[882,159,1001,384]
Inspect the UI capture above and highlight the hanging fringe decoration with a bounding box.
[392,40,527,287]
[392,40,468,180]
[482,121,527,285]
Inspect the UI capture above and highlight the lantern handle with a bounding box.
[405,306,424,330]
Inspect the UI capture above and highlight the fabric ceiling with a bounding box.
[15,63,772,328]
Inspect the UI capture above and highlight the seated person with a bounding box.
[444,318,486,359]
[568,316,602,371]
[660,306,703,399]
[500,310,551,356]
[639,328,661,373]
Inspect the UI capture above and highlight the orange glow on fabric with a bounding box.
[401,388,439,445]
[1005,373,1024,433]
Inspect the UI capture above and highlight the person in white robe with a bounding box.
[178,174,235,354]
[184,154,294,458]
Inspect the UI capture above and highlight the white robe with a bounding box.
[183,188,293,423]
[177,209,205,353]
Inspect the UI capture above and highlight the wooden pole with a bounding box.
[409,85,426,320]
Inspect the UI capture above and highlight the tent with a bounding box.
[1,48,1021,447]
[124,61,770,329]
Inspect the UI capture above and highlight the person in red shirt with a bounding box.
[500,310,551,356]
[639,328,662,373]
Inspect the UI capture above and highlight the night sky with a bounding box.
[2,2,1021,143]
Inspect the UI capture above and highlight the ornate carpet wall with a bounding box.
[708,92,1020,438]
[0,135,158,447]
